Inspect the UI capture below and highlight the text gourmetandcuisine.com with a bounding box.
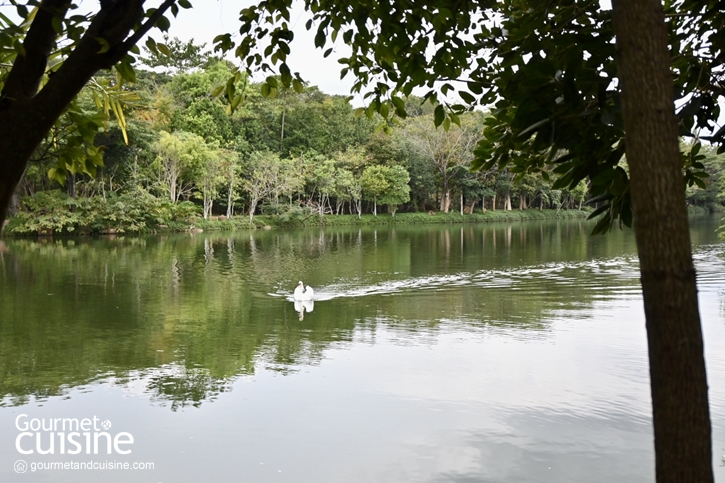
[14,460,154,473]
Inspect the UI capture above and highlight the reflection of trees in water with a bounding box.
[145,365,233,411]
[0,219,668,408]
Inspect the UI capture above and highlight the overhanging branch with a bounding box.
[1,0,70,105]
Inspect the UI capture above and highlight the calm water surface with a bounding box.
[2,217,725,482]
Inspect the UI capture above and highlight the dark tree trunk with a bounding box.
[612,2,713,482]
[0,0,176,229]
[67,172,76,199]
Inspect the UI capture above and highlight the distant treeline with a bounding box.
[5,38,723,235]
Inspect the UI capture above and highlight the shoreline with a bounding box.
[3,206,713,237]
[193,209,592,232]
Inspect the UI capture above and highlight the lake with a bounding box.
[2,216,725,482]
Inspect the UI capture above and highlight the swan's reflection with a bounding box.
[294,300,315,320]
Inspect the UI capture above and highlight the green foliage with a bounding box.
[8,189,200,234]
[219,0,725,233]
[8,191,84,233]
[11,24,669,229]
[378,165,411,215]
[360,165,389,201]
[141,35,213,74]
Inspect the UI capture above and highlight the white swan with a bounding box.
[293,281,305,300]
[293,282,314,301]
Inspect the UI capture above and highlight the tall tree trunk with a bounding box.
[133,153,138,185]
[203,187,212,220]
[491,193,496,211]
[249,198,258,223]
[67,172,76,199]
[169,172,177,203]
[504,191,511,211]
[227,188,234,218]
[8,185,21,219]
[612,2,712,482]
[280,104,286,153]
[227,165,235,218]
[441,190,451,212]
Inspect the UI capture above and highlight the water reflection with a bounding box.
[3,217,725,483]
[293,300,314,320]
[0,217,720,411]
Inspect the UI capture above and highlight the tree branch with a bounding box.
[1,0,70,105]
[115,0,177,63]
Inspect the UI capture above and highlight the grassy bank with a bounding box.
[3,206,592,236]
[687,205,715,216]
[194,209,592,232]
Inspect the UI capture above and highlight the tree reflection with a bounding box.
[0,219,657,409]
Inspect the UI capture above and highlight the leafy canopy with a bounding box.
[213,0,723,232]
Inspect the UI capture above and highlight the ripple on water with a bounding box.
[270,256,644,302]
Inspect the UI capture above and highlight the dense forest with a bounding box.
[4,38,723,234]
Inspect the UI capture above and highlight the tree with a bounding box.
[222,150,243,218]
[242,151,300,222]
[152,130,205,203]
[360,165,389,216]
[401,115,480,212]
[332,148,366,217]
[140,35,212,74]
[219,1,716,481]
[379,165,410,216]
[0,0,190,227]
[194,145,225,220]
[307,153,336,216]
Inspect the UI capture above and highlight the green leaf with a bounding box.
[518,118,549,138]
[434,105,445,127]
[155,15,171,32]
[156,43,171,56]
[145,37,158,54]
[96,37,110,54]
[51,16,63,34]
[292,78,304,94]
[380,102,389,119]
[211,84,225,97]
[314,29,326,48]
[459,91,476,104]
[115,61,136,83]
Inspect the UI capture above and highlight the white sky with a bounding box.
[0,0,355,96]
[166,0,356,97]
